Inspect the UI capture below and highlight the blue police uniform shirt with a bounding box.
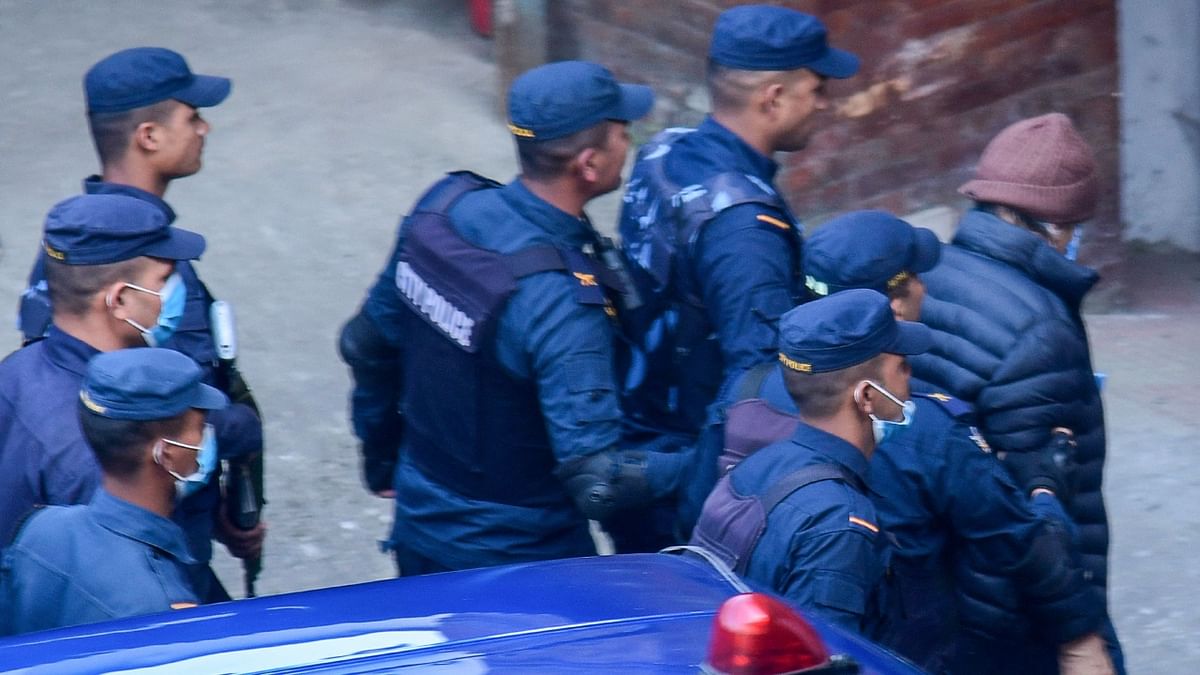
[0,488,198,635]
[0,328,101,542]
[753,365,1101,671]
[733,422,885,635]
[658,117,803,406]
[17,177,264,572]
[390,179,683,570]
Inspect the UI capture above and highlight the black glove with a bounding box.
[1002,429,1078,504]
[363,454,397,494]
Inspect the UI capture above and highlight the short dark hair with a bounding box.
[78,405,177,478]
[706,60,798,112]
[782,355,883,419]
[87,100,176,166]
[45,257,147,317]
[516,122,611,180]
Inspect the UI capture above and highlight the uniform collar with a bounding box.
[954,209,1098,310]
[83,175,177,224]
[500,178,598,248]
[42,326,102,378]
[90,488,196,564]
[697,116,779,183]
[789,421,870,487]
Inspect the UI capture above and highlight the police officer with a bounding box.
[691,289,930,635]
[1,348,226,635]
[0,194,203,541]
[801,211,1112,674]
[911,113,1124,671]
[616,5,859,542]
[338,61,690,574]
[15,47,265,600]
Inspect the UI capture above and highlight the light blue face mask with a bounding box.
[119,272,187,347]
[1064,226,1083,262]
[155,423,218,500]
[859,380,916,445]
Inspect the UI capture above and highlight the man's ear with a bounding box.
[576,146,600,184]
[103,280,132,319]
[852,380,877,417]
[132,120,159,152]
[758,81,785,116]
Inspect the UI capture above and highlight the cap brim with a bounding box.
[190,383,229,411]
[142,227,206,261]
[612,83,654,122]
[887,320,932,356]
[910,227,942,273]
[173,74,231,108]
[805,47,860,79]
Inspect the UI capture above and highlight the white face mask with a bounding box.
[855,380,916,445]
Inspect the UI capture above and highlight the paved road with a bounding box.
[1,2,1196,672]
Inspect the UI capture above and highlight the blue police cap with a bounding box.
[803,210,941,297]
[709,5,859,78]
[81,348,227,421]
[507,61,654,141]
[778,289,931,374]
[85,47,231,114]
[43,194,205,265]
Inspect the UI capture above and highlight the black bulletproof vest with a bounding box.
[396,172,620,507]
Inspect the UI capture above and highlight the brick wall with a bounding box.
[547,0,1122,297]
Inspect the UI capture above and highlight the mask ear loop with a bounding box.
[153,439,188,482]
[858,380,906,422]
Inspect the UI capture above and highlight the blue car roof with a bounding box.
[0,553,920,674]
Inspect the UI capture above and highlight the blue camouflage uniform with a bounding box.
[16,178,261,595]
[620,117,807,419]
[340,62,689,573]
[0,489,199,635]
[617,6,858,436]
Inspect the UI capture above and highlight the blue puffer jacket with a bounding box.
[912,210,1108,594]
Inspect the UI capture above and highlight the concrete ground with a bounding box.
[0,2,1196,672]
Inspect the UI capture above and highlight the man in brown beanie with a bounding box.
[910,113,1124,674]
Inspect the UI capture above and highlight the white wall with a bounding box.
[1119,0,1200,251]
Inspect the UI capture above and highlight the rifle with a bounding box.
[212,300,266,598]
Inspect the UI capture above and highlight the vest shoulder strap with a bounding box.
[760,463,852,515]
[412,170,502,216]
[734,361,778,402]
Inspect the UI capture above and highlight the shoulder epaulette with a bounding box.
[914,391,974,419]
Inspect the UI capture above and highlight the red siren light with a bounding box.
[704,593,832,675]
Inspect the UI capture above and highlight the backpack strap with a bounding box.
[760,464,852,515]
[5,504,45,547]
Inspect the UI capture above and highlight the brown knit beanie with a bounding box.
[958,113,1098,224]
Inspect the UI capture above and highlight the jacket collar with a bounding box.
[953,209,1099,309]
[698,116,779,183]
[90,488,196,564]
[789,422,870,489]
[42,327,102,378]
[501,178,598,249]
[83,176,177,224]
